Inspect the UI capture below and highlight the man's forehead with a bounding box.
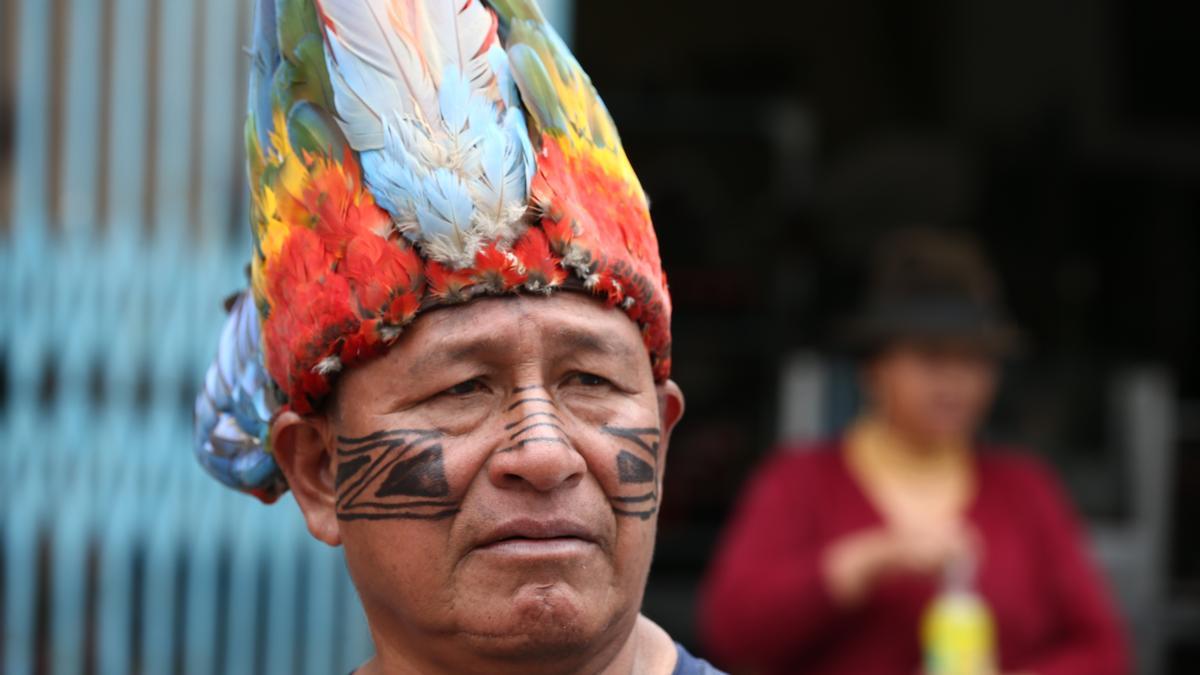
[399,293,644,371]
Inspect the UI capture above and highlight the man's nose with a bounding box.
[488,393,585,492]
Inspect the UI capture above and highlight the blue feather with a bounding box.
[193,291,284,498]
[249,0,280,150]
[474,120,527,224]
[488,45,520,109]
[505,107,536,191]
[362,149,420,220]
[475,126,510,216]
[418,169,476,244]
[438,67,474,136]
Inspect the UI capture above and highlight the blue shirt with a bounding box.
[348,641,724,674]
[673,642,725,675]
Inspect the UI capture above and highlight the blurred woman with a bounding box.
[698,229,1129,675]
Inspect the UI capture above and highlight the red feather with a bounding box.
[513,226,566,289]
[471,242,525,291]
[425,260,477,303]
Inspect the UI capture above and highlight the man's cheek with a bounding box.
[597,425,663,521]
[341,522,456,616]
[333,426,462,521]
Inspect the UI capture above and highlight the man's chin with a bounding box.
[457,583,611,659]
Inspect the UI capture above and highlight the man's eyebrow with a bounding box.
[404,322,637,377]
[405,337,503,377]
[553,326,636,358]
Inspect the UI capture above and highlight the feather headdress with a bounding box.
[195,0,670,502]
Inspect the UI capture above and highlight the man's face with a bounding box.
[311,292,680,663]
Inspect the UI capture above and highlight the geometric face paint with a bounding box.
[602,425,662,520]
[334,429,458,521]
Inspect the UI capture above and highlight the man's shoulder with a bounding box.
[671,642,726,675]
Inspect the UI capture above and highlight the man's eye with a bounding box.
[569,372,610,387]
[444,379,486,396]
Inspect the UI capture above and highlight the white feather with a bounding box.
[421,0,496,91]
[318,0,439,140]
[315,0,536,268]
[325,62,387,149]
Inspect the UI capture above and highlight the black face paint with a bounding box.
[335,429,459,521]
[504,411,561,430]
[497,408,571,454]
[601,426,662,520]
[509,422,567,440]
[505,397,554,411]
[617,451,655,483]
[496,436,573,454]
[376,446,450,498]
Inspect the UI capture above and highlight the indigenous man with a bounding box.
[194,1,720,674]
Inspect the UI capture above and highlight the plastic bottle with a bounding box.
[920,553,997,675]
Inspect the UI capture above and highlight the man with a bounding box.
[193,1,719,673]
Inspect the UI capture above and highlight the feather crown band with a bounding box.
[194,0,671,502]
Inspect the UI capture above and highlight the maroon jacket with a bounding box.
[698,443,1130,675]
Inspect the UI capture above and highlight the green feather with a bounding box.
[506,43,565,136]
[290,35,333,109]
[485,0,546,35]
[275,0,320,62]
[245,115,266,256]
[245,114,266,187]
[286,101,346,160]
[270,61,299,120]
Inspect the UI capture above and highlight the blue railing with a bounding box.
[0,0,378,672]
[1,1,576,671]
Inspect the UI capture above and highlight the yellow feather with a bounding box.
[257,188,291,262]
[540,45,641,196]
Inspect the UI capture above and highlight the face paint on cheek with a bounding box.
[334,428,461,521]
[600,425,662,520]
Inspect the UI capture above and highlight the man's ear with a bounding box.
[271,410,342,546]
[656,379,686,454]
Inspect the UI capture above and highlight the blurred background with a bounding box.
[0,0,1196,673]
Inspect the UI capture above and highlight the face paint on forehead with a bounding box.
[335,428,460,521]
[601,426,662,520]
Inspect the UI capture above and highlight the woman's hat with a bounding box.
[839,228,1021,357]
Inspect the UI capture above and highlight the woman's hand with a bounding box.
[822,522,976,608]
[822,528,895,607]
[889,520,977,575]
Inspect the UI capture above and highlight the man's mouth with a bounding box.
[475,518,600,557]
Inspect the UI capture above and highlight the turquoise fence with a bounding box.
[0,0,371,672]
[1,1,577,671]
